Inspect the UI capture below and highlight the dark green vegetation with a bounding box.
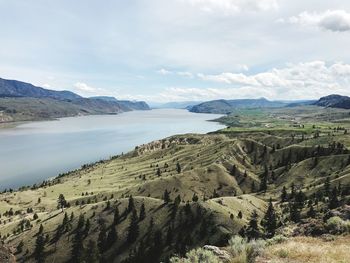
[0,77,150,123]
[0,105,349,262]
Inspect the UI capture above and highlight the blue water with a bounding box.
[0,109,224,188]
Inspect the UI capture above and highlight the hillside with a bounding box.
[0,78,150,123]
[189,98,286,114]
[0,106,350,262]
[313,94,350,109]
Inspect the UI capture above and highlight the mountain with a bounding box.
[0,77,150,123]
[0,77,81,100]
[314,94,350,109]
[189,98,287,114]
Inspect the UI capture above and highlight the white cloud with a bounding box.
[184,0,279,15]
[157,68,172,75]
[177,71,194,78]
[73,82,108,97]
[288,10,350,32]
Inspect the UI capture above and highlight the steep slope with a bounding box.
[1,128,349,262]
[0,78,150,123]
[0,77,81,100]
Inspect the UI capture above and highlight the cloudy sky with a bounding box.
[1,0,350,102]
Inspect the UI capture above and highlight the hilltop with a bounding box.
[313,94,350,109]
[0,105,349,262]
[0,78,150,123]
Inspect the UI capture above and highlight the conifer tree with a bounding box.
[324,177,331,197]
[97,223,107,254]
[281,186,288,202]
[329,187,339,209]
[139,203,146,221]
[230,165,236,176]
[107,226,118,248]
[289,202,300,222]
[34,224,45,263]
[71,214,85,263]
[127,195,135,213]
[113,206,120,225]
[263,199,277,238]
[246,210,260,240]
[127,209,139,243]
[163,189,171,203]
[58,193,67,212]
[176,162,181,174]
[307,205,316,218]
[84,240,100,263]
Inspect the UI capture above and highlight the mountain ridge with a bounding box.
[0,77,150,123]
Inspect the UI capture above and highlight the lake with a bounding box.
[0,109,225,189]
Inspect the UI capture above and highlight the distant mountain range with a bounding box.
[313,94,350,109]
[0,78,150,123]
[189,98,287,114]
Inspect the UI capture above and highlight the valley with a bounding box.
[0,105,349,262]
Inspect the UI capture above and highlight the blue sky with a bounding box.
[1,0,350,102]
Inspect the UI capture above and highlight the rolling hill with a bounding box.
[189,98,287,114]
[1,106,350,262]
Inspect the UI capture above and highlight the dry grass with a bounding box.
[261,235,350,263]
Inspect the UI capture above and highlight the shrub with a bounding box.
[169,248,221,263]
[326,216,350,234]
[227,236,266,263]
[266,234,288,246]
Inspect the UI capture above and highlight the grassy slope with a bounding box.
[0,106,350,262]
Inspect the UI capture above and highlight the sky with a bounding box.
[1,0,350,102]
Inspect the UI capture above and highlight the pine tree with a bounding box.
[84,218,90,237]
[97,223,107,254]
[246,210,260,240]
[324,177,331,197]
[163,189,171,203]
[263,199,277,238]
[156,168,161,177]
[329,187,339,209]
[230,165,236,176]
[84,240,100,263]
[113,206,120,225]
[281,186,288,202]
[176,162,181,174]
[139,203,146,221]
[127,195,135,213]
[127,209,139,243]
[307,205,316,218]
[259,174,267,193]
[71,214,85,263]
[58,193,67,212]
[290,183,296,200]
[106,226,118,248]
[238,211,243,219]
[34,225,45,263]
[289,202,300,223]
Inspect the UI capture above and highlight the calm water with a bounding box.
[0,109,225,189]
